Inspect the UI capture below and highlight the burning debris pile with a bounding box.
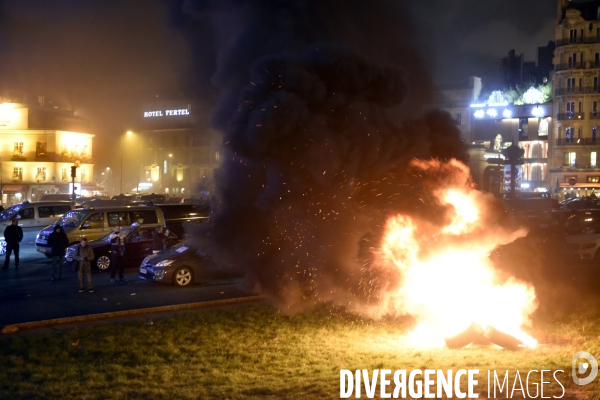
[374,160,537,349]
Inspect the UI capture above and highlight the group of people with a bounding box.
[3,222,171,293]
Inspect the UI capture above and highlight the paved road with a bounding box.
[0,246,254,326]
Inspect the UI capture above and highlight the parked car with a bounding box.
[563,226,600,262]
[139,243,243,286]
[157,204,210,238]
[40,194,75,201]
[36,205,166,255]
[64,225,180,271]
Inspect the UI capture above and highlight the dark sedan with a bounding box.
[65,226,180,271]
[139,243,243,286]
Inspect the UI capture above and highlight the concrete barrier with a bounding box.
[2,295,266,334]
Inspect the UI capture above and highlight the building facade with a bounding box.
[470,102,552,193]
[0,102,94,205]
[129,100,221,197]
[435,78,551,193]
[551,0,600,199]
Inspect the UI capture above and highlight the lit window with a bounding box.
[566,152,577,167]
[13,142,23,157]
[538,118,549,136]
[36,142,47,157]
[592,152,597,168]
[566,127,574,142]
[12,167,22,181]
[35,167,47,182]
[164,160,167,174]
[61,168,68,182]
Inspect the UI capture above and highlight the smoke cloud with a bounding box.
[192,38,470,311]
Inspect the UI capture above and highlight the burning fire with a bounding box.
[376,159,537,348]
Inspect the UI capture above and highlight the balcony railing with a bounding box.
[556,37,600,47]
[557,112,585,120]
[556,138,600,146]
[555,62,588,71]
[556,38,580,46]
[555,86,599,95]
[591,112,600,119]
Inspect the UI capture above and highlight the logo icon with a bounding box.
[572,351,598,385]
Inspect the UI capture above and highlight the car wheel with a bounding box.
[173,266,193,286]
[96,255,111,271]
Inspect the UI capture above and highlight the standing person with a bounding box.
[109,226,126,283]
[2,218,23,270]
[152,226,169,254]
[74,237,94,293]
[48,224,69,281]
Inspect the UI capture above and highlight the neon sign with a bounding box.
[143,108,190,118]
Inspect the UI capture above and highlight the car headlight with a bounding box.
[156,259,175,267]
[582,243,597,249]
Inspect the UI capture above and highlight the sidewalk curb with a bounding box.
[1,295,266,334]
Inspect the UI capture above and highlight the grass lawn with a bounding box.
[1,284,600,400]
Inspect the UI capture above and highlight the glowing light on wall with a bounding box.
[532,106,544,117]
[150,165,159,182]
[486,108,498,118]
[0,103,28,129]
[470,103,486,108]
[502,109,512,118]
[474,110,484,119]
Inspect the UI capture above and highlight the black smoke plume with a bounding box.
[195,45,468,311]
[185,1,469,311]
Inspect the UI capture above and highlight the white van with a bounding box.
[0,201,75,229]
[0,201,75,255]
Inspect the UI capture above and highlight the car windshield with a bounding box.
[0,205,22,221]
[57,210,89,227]
[99,227,134,242]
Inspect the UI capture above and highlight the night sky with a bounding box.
[0,0,556,165]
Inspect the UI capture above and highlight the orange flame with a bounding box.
[376,159,537,348]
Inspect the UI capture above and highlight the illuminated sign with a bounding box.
[143,108,190,118]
